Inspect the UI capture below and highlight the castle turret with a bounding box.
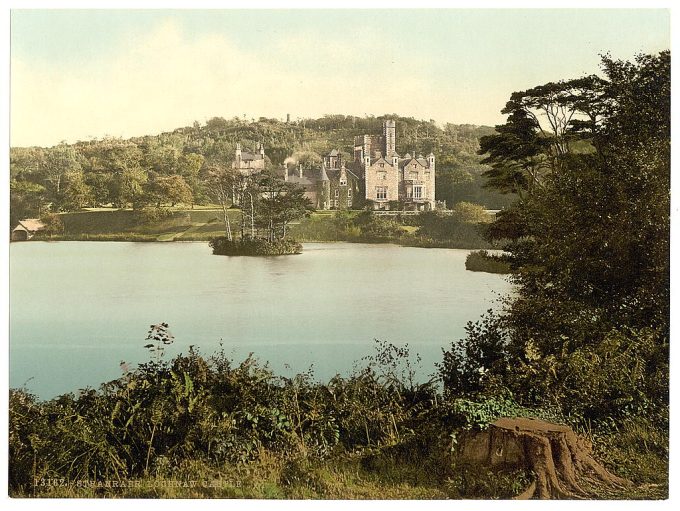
[235,143,242,168]
[427,152,435,171]
[383,120,396,157]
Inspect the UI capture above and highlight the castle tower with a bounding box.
[235,143,242,168]
[383,120,396,157]
[320,162,331,210]
[428,152,436,210]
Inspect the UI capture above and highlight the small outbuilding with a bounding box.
[11,219,45,241]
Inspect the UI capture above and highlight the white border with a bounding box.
[1,2,676,511]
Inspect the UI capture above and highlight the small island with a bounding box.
[210,236,302,256]
[205,168,311,256]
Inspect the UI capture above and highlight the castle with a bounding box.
[232,119,435,211]
[284,156,361,211]
[232,142,266,174]
[354,120,436,211]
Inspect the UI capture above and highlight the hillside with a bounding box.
[10,114,515,227]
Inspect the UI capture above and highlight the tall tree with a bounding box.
[447,52,670,423]
[206,163,236,240]
[41,144,82,209]
[61,170,93,210]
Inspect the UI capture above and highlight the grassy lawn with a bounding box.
[56,208,359,242]
[58,208,239,241]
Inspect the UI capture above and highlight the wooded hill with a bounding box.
[10,114,514,226]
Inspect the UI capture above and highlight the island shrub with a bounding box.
[210,236,302,256]
[464,250,511,274]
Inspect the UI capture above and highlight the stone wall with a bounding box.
[365,160,399,206]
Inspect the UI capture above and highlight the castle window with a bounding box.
[347,198,352,207]
[378,171,387,180]
[379,163,384,168]
[334,200,338,207]
[347,189,352,198]
[413,186,423,199]
[334,189,339,198]
[409,172,418,180]
[425,172,431,180]
[339,177,347,186]
[376,186,388,200]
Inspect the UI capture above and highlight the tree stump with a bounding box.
[457,417,630,499]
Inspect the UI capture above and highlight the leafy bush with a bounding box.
[439,311,511,398]
[9,336,443,496]
[465,250,511,274]
[351,211,407,241]
[412,207,492,248]
[209,236,302,256]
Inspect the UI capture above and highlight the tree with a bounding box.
[62,171,93,210]
[435,155,474,207]
[447,52,670,424]
[478,76,609,198]
[206,163,236,240]
[84,172,114,207]
[145,174,193,208]
[10,180,46,226]
[92,141,147,209]
[39,212,64,236]
[119,166,148,209]
[267,184,312,239]
[41,144,82,209]
[177,153,205,206]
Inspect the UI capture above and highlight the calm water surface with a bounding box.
[10,242,512,399]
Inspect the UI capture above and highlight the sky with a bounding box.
[9,8,670,147]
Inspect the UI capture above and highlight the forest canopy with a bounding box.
[9,114,512,227]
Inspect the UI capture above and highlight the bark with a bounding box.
[457,417,630,500]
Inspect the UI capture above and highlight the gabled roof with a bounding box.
[240,152,264,161]
[14,219,45,232]
[399,157,427,170]
[326,149,339,157]
[370,156,393,167]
